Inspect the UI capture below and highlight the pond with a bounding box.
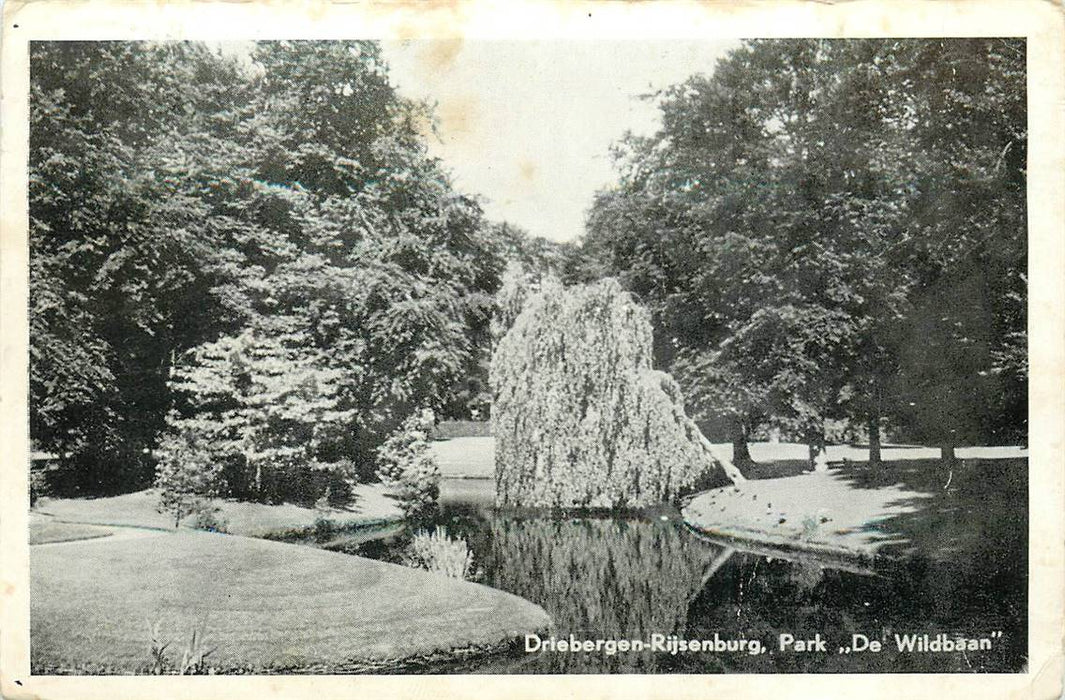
[337,476,1027,674]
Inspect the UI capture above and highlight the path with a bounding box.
[427,437,1028,480]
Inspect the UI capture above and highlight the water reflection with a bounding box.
[684,548,1024,673]
[482,515,720,673]
[338,477,1026,674]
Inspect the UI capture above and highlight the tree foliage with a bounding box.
[491,279,741,509]
[376,409,441,520]
[30,40,505,498]
[584,39,1027,456]
[154,425,225,528]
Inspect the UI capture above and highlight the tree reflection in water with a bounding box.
[480,515,722,673]
[343,502,1026,674]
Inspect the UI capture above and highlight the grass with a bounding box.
[34,483,402,537]
[429,437,495,478]
[29,515,113,545]
[683,457,1027,564]
[31,530,551,674]
[432,420,492,439]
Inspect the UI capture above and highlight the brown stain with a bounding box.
[419,38,465,74]
[383,1,470,43]
[437,94,479,140]
[518,158,538,184]
[304,1,328,23]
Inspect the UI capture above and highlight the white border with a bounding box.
[1,2,1062,698]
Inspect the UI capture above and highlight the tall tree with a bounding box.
[584,39,1026,464]
[30,41,253,491]
[30,40,506,497]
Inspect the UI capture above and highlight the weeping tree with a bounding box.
[491,278,743,509]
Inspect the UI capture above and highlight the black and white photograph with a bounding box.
[1,1,1063,698]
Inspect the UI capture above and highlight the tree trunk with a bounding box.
[808,426,827,472]
[867,413,881,466]
[698,432,746,484]
[731,418,754,469]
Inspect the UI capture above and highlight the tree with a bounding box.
[375,408,441,520]
[154,425,224,528]
[29,41,255,492]
[30,40,508,499]
[491,278,742,509]
[167,327,358,505]
[585,41,878,464]
[584,39,1026,463]
[877,39,1028,454]
[237,41,505,470]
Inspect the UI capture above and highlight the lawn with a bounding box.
[34,482,402,537]
[31,530,551,673]
[430,437,494,478]
[683,457,1027,565]
[29,514,113,545]
[427,437,1027,481]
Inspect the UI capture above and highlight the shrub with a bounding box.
[314,486,332,513]
[147,620,169,675]
[376,409,440,520]
[403,526,475,580]
[29,469,50,507]
[145,620,216,675]
[154,425,224,529]
[189,506,228,534]
[313,516,336,543]
[178,628,216,675]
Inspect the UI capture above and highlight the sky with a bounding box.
[380,40,738,243]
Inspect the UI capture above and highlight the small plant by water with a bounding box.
[403,526,475,580]
[314,515,336,543]
[190,505,228,534]
[30,470,50,507]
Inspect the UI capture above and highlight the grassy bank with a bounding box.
[29,515,113,545]
[31,530,551,674]
[430,437,494,478]
[683,457,1027,565]
[34,482,403,538]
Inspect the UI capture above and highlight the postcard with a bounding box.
[1,1,1062,698]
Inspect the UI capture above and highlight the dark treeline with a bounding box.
[577,39,1027,465]
[29,41,530,499]
[30,38,1026,501]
